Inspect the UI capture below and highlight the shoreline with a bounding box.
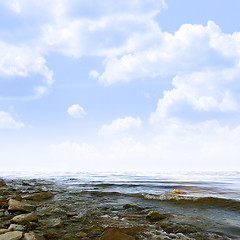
[0,176,238,239]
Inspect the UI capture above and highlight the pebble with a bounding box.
[8,224,27,231]
[23,232,45,240]
[43,231,61,239]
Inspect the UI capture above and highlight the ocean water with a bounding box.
[1,171,240,239]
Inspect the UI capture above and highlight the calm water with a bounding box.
[1,171,240,239]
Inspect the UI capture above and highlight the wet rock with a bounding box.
[100,228,135,240]
[43,231,61,239]
[75,231,87,238]
[22,192,53,200]
[23,232,45,240]
[123,204,143,211]
[11,212,38,224]
[169,189,180,194]
[0,231,23,240]
[47,218,62,228]
[8,224,27,231]
[8,199,35,212]
[146,211,166,221]
[27,222,39,230]
[66,212,77,217]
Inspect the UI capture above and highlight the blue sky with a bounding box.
[1,0,240,172]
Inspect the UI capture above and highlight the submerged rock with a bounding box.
[11,212,38,224]
[22,192,53,200]
[100,228,135,240]
[146,211,166,221]
[43,231,60,239]
[123,204,143,211]
[0,231,23,240]
[8,199,35,212]
[23,232,45,240]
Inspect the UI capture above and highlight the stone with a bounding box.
[66,211,77,217]
[120,213,142,219]
[0,229,9,234]
[22,192,53,200]
[23,232,45,240]
[8,199,35,212]
[11,212,38,224]
[169,189,180,194]
[47,218,62,228]
[146,211,166,221]
[100,228,135,240]
[8,224,27,231]
[0,231,23,240]
[43,231,60,239]
[123,204,143,211]
[75,231,87,238]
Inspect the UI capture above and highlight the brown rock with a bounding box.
[8,199,35,212]
[11,212,38,224]
[43,232,60,239]
[75,231,87,238]
[100,228,135,240]
[22,192,53,200]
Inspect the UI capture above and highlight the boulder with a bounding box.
[0,231,23,240]
[100,228,135,240]
[11,212,38,224]
[23,232,45,240]
[8,199,35,212]
[22,192,53,200]
[146,211,166,221]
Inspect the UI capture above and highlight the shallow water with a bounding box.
[0,171,240,239]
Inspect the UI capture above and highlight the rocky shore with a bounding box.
[0,178,232,240]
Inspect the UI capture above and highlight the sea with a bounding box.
[0,171,240,239]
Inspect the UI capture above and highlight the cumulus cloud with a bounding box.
[0,111,24,129]
[67,104,87,119]
[98,116,142,137]
[0,41,53,99]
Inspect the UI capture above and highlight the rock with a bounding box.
[123,204,143,211]
[8,224,27,231]
[23,232,45,240]
[169,189,180,194]
[27,222,39,230]
[11,212,38,224]
[0,231,23,240]
[75,231,87,238]
[8,199,35,212]
[100,228,135,240]
[0,229,9,234]
[47,218,62,228]
[22,192,53,200]
[66,211,77,217]
[146,211,166,221]
[43,232,60,239]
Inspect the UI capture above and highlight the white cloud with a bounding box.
[98,116,142,137]
[67,104,87,119]
[0,41,53,99]
[0,111,24,129]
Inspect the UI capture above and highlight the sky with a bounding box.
[1,0,240,172]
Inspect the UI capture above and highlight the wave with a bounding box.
[143,193,240,211]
